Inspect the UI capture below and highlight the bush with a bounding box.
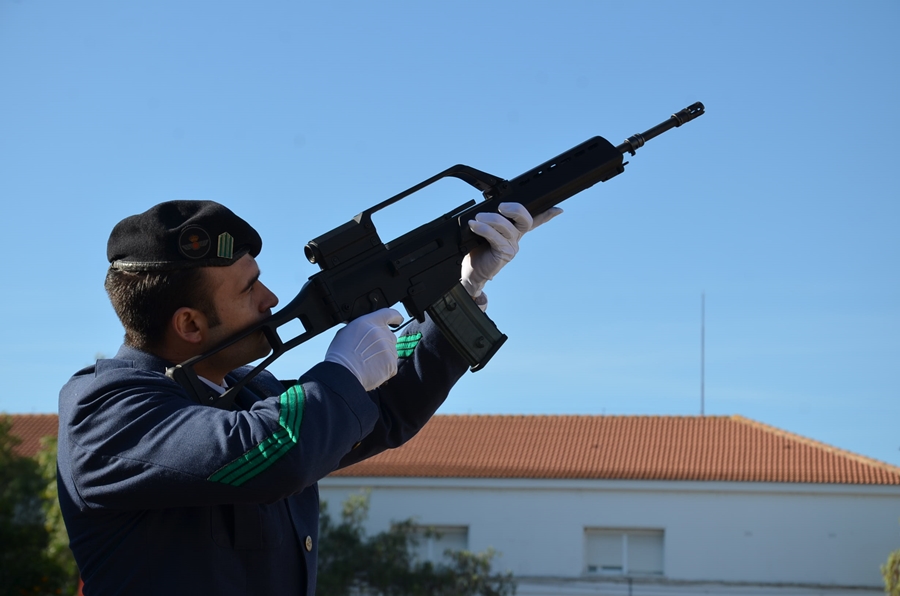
[318,491,516,596]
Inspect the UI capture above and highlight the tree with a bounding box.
[35,436,80,594]
[0,415,78,596]
[883,522,900,596]
[317,491,516,596]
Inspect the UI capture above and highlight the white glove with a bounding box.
[460,202,563,298]
[324,308,404,391]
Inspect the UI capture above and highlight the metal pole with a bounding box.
[701,292,705,417]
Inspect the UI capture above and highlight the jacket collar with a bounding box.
[113,344,175,375]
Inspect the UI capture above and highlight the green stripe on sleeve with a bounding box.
[208,385,305,486]
[396,332,422,358]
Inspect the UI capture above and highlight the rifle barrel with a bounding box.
[617,102,705,156]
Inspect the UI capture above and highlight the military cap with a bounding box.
[107,200,262,271]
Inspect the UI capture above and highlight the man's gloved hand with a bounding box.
[460,202,563,299]
[324,308,404,391]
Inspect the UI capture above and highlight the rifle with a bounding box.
[167,102,706,408]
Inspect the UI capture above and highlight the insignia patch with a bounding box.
[178,226,211,259]
[397,332,423,358]
[217,232,235,259]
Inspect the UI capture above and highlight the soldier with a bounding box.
[57,199,559,595]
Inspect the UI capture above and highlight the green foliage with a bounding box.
[318,491,516,596]
[36,437,80,594]
[883,518,900,596]
[884,548,900,595]
[441,549,514,596]
[0,416,78,596]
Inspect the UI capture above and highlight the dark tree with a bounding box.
[0,416,78,596]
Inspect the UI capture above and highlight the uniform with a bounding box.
[57,316,467,595]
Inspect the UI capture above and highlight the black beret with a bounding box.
[107,201,262,271]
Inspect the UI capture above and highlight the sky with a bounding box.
[1,1,898,466]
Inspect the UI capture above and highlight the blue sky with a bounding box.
[1,1,898,466]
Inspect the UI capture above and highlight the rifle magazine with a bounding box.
[426,284,507,372]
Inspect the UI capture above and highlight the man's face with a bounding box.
[202,254,279,370]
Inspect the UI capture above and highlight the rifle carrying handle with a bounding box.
[426,284,507,371]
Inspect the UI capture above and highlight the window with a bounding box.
[412,525,468,564]
[585,529,664,576]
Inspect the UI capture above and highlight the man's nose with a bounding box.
[259,282,279,311]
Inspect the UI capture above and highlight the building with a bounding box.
[5,413,58,457]
[321,414,900,595]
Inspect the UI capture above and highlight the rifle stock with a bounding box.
[167,102,705,407]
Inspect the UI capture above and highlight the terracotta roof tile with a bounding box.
[4,414,59,458]
[6,413,897,485]
[330,415,900,485]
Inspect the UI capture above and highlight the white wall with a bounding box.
[318,477,900,588]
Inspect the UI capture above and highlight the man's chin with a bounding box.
[252,346,273,363]
[217,336,273,370]
[240,336,273,366]
[257,332,274,357]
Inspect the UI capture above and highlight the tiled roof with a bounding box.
[7,413,898,485]
[4,414,59,458]
[330,415,900,485]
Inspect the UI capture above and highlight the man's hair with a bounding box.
[105,267,222,351]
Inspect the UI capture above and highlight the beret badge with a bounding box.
[217,232,235,259]
[178,226,211,259]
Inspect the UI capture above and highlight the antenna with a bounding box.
[701,292,705,417]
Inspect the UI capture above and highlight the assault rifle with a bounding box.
[168,102,705,408]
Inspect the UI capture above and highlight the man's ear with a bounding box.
[170,307,208,345]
